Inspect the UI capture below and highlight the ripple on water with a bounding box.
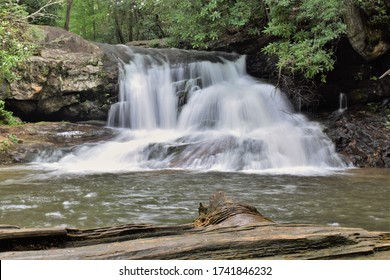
[0,204,38,210]
[45,212,64,218]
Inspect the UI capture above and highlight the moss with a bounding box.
[0,138,13,152]
[349,89,366,104]
[25,25,47,45]
[41,64,51,77]
[0,80,12,99]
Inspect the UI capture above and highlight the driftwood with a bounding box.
[0,192,389,260]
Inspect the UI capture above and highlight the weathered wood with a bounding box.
[0,224,389,260]
[0,227,68,252]
[0,192,389,260]
[195,191,273,227]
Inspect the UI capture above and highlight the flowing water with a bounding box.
[40,47,345,173]
[0,167,389,231]
[0,47,388,231]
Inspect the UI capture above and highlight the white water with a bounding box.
[338,92,348,113]
[35,47,346,175]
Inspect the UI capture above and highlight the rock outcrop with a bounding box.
[318,106,390,167]
[1,26,117,122]
[0,122,115,164]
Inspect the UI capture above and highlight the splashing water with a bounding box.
[36,46,346,175]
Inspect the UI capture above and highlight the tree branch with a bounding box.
[379,68,390,79]
[23,0,64,21]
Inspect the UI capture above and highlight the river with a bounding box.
[0,166,388,231]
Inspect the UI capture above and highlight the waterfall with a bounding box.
[338,92,348,113]
[44,46,346,174]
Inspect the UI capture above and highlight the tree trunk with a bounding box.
[134,9,140,41]
[90,0,96,41]
[154,14,166,39]
[128,9,133,42]
[64,0,73,31]
[114,10,125,44]
[344,0,390,61]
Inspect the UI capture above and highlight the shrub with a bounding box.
[0,100,21,125]
[262,0,347,82]
[0,0,37,82]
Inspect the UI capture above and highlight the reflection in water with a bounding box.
[0,166,388,232]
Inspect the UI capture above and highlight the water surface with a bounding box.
[0,166,388,231]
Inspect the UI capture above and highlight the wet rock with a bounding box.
[0,122,116,164]
[318,106,390,167]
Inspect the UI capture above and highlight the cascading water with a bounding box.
[338,92,348,113]
[40,46,346,174]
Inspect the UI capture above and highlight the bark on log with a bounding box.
[0,192,389,260]
[194,191,273,227]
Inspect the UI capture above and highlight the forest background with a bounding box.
[1,0,389,84]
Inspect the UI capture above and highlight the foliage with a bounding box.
[8,133,21,143]
[0,0,37,82]
[55,0,265,47]
[354,0,390,40]
[56,0,166,44]
[19,0,64,25]
[0,101,21,125]
[2,0,388,83]
[262,0,347,81]
[156,0,265,48]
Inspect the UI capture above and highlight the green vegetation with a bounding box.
[55,0,377,81]
[0,101,21,125]
[0,133,21,151]
[262,0,346,81]
[1,0,389,83]
[0,0,37,82]
[7,133,21,144]
[355,0,390,31]
[157,0,264,48]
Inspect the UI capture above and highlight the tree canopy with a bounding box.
[1,0,389,82]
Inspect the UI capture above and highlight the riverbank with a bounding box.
[316,104,390,168]
[0,122,115,164]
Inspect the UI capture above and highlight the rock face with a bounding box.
[0,122,115,164]
[318,106,390,167]
[318,39,390,111]
[1,26,117,122]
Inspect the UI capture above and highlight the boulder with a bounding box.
[2,26,117,122]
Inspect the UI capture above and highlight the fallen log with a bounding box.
[194,191,273,227]
[0,192,389,260]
